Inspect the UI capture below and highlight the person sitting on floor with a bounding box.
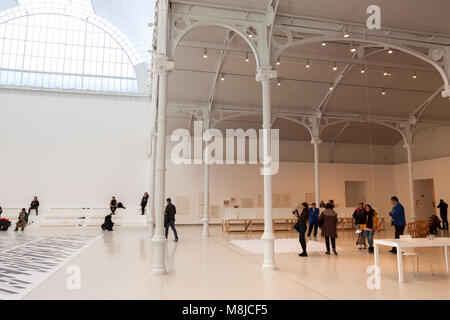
[101,214,114,231]
[429,214,441,235]
[15,208,28,231]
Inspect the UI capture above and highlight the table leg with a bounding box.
[374,243,379,277]
[396,244,404,283]
[444,246,449,273]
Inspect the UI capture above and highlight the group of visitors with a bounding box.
[294,195,412,257]
[294,202,338,257]
[352,202,382,253]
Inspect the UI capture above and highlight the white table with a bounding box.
[374,237,450,283]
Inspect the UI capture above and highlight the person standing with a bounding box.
[320,203,338,255]
[389,196,406,254]
[352,202,367,249]
[140,192,149,215]
[164,198,178,241]
[15,208,28,231]
[0,205,2,218]
[28,196,39,216]
[110,196,118,214]
[361,204,381,254]
[437,199,448,230]
[295,202,309,257]
[307,203,319,237]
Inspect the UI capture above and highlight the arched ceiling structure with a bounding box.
[166,0,450,146]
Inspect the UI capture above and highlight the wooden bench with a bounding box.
[222,218,296,233]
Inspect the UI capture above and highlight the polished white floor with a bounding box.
[10,225,450,300]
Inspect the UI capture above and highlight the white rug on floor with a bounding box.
[231,238,339,254]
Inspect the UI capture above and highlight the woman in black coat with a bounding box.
[295,202,309,257]
[102,214,114,231]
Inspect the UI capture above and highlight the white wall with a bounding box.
[394,126,450,163]
[166,160,396,224]
[393,156,450,222]
[0,90,150,214]
[2,89,450,227]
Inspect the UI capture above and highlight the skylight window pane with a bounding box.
[0,8,139,93]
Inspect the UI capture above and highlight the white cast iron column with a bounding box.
[405,141,416,222]
[203,112,211,238]
[257,66,277,270]
[152,55,173,275]
[309,114,322,206]
[148,65,159,238]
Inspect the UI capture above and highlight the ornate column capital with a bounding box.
[154,54,174,75]
[256,66,277,82]
[441,85,450,99]
[310,138,322,144]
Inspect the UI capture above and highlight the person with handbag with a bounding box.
[352,202,367,249]
[360,204,381,254]
[294,202,309,257]
[319,203,338,255]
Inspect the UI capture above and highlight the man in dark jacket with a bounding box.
[141,192,149,215]
[164,198,178,241]
[437,199,448,230]
[389,196,406,254]
[353,202,367,249]
[28,196,39,216]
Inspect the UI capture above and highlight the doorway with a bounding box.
[345,181,368,208]
[414,179,436,221]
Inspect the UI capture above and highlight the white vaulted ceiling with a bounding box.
[167,0,450,146]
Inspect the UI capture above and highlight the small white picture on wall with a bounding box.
[175,196,189,215]
[199,204,220,218]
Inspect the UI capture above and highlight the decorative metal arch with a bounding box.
[169,17,262,68]
[272,36,449,89]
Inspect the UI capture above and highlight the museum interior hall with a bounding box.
[1,0,450,300]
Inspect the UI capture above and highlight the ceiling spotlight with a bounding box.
[343,25,350,38]
[381,88,387,95]
[387,69,392,76]
[220,74,225,81]
[276,57,281,65]
[329,84,334,91]
[305,59,310,68]
[244,52,250,62]
[412,71,417,79]
[277,79,281,86]
[383,68,388,76]
[350,42,357,53]
[333,62,338,71]
[321,42,327,47]
[387,49,393,54]
[361,65,365,74]
[203,49,208,58]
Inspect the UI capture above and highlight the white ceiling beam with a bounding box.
[274,15,450,46]
[168,102,450,127]
[177,40,436,73]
